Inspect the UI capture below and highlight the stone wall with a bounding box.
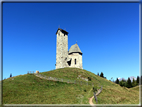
[68,53,83,69]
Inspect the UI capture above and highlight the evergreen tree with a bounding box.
[136,76,139,85]
[123,82,127,87]
[10,73,12,78]
[119,80,126,87]
[122,79,126,82]
[115,78,119,84]
[126,77,132,88]
[97,73,99,76]
[100,72,104,78]
[132,78,137,87]
[119,81,123,86]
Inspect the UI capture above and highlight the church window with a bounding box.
[75,59,76,65]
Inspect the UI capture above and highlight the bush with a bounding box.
[93,87,97,92]
[84,89,87,92]
[88,77,91,81]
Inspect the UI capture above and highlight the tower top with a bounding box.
[56,28,68,35]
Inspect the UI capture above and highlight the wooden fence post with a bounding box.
[94,92,98,104]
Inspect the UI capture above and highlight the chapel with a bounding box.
[55,28,83,69]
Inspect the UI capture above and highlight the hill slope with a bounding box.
[3,68,139,104]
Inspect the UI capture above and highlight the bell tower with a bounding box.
[56,28,68,69]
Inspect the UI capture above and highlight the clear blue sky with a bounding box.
[2,3,139,81]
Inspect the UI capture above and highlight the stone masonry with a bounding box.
[56,28,83,69]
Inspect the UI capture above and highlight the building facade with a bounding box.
[56,28,83,69]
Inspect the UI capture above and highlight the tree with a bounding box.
[122,79,126,82]
[100,72,104,78]
[97,73,99,76]
[119,81,123,86]
[132,78,137,87]
[10,73,12,78]
[136,76,139,85]
[126,77,132,88]
[115,78,119,84]
[119,80,126,87]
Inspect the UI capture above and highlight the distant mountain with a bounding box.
[118,76,136,82]
[118,77,126,81]
[129,76,137,82]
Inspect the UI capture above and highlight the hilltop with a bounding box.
[3,68,139,104]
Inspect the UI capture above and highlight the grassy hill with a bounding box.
[3,68,139,104]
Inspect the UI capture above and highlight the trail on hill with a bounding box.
[89,86,103,106]
[89,96,95,105]
[34,73,103,105]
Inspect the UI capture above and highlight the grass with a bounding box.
[3,68,140,104]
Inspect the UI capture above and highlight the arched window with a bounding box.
[75,59,76,65]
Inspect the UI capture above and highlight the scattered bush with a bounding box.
[93,87,97,92]
[88,77,91,81]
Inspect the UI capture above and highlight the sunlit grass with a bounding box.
[3,68,139,104]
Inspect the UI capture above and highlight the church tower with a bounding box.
[56,28,68,69]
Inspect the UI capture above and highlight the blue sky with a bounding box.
[2,3,139,81]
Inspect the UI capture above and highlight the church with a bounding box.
[55,28,83,69]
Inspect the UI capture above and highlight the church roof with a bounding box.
[56,28,68,35]
[68,43,82,55]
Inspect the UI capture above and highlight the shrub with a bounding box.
[88,77,91,81]
[93,87,97,92]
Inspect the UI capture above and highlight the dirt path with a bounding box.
[89,96,96,106]
[89,88,102,106]
[35,73,101,106]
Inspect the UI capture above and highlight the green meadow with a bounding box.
[2,68,140,104]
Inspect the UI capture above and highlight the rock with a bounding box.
[36,71,39,74]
